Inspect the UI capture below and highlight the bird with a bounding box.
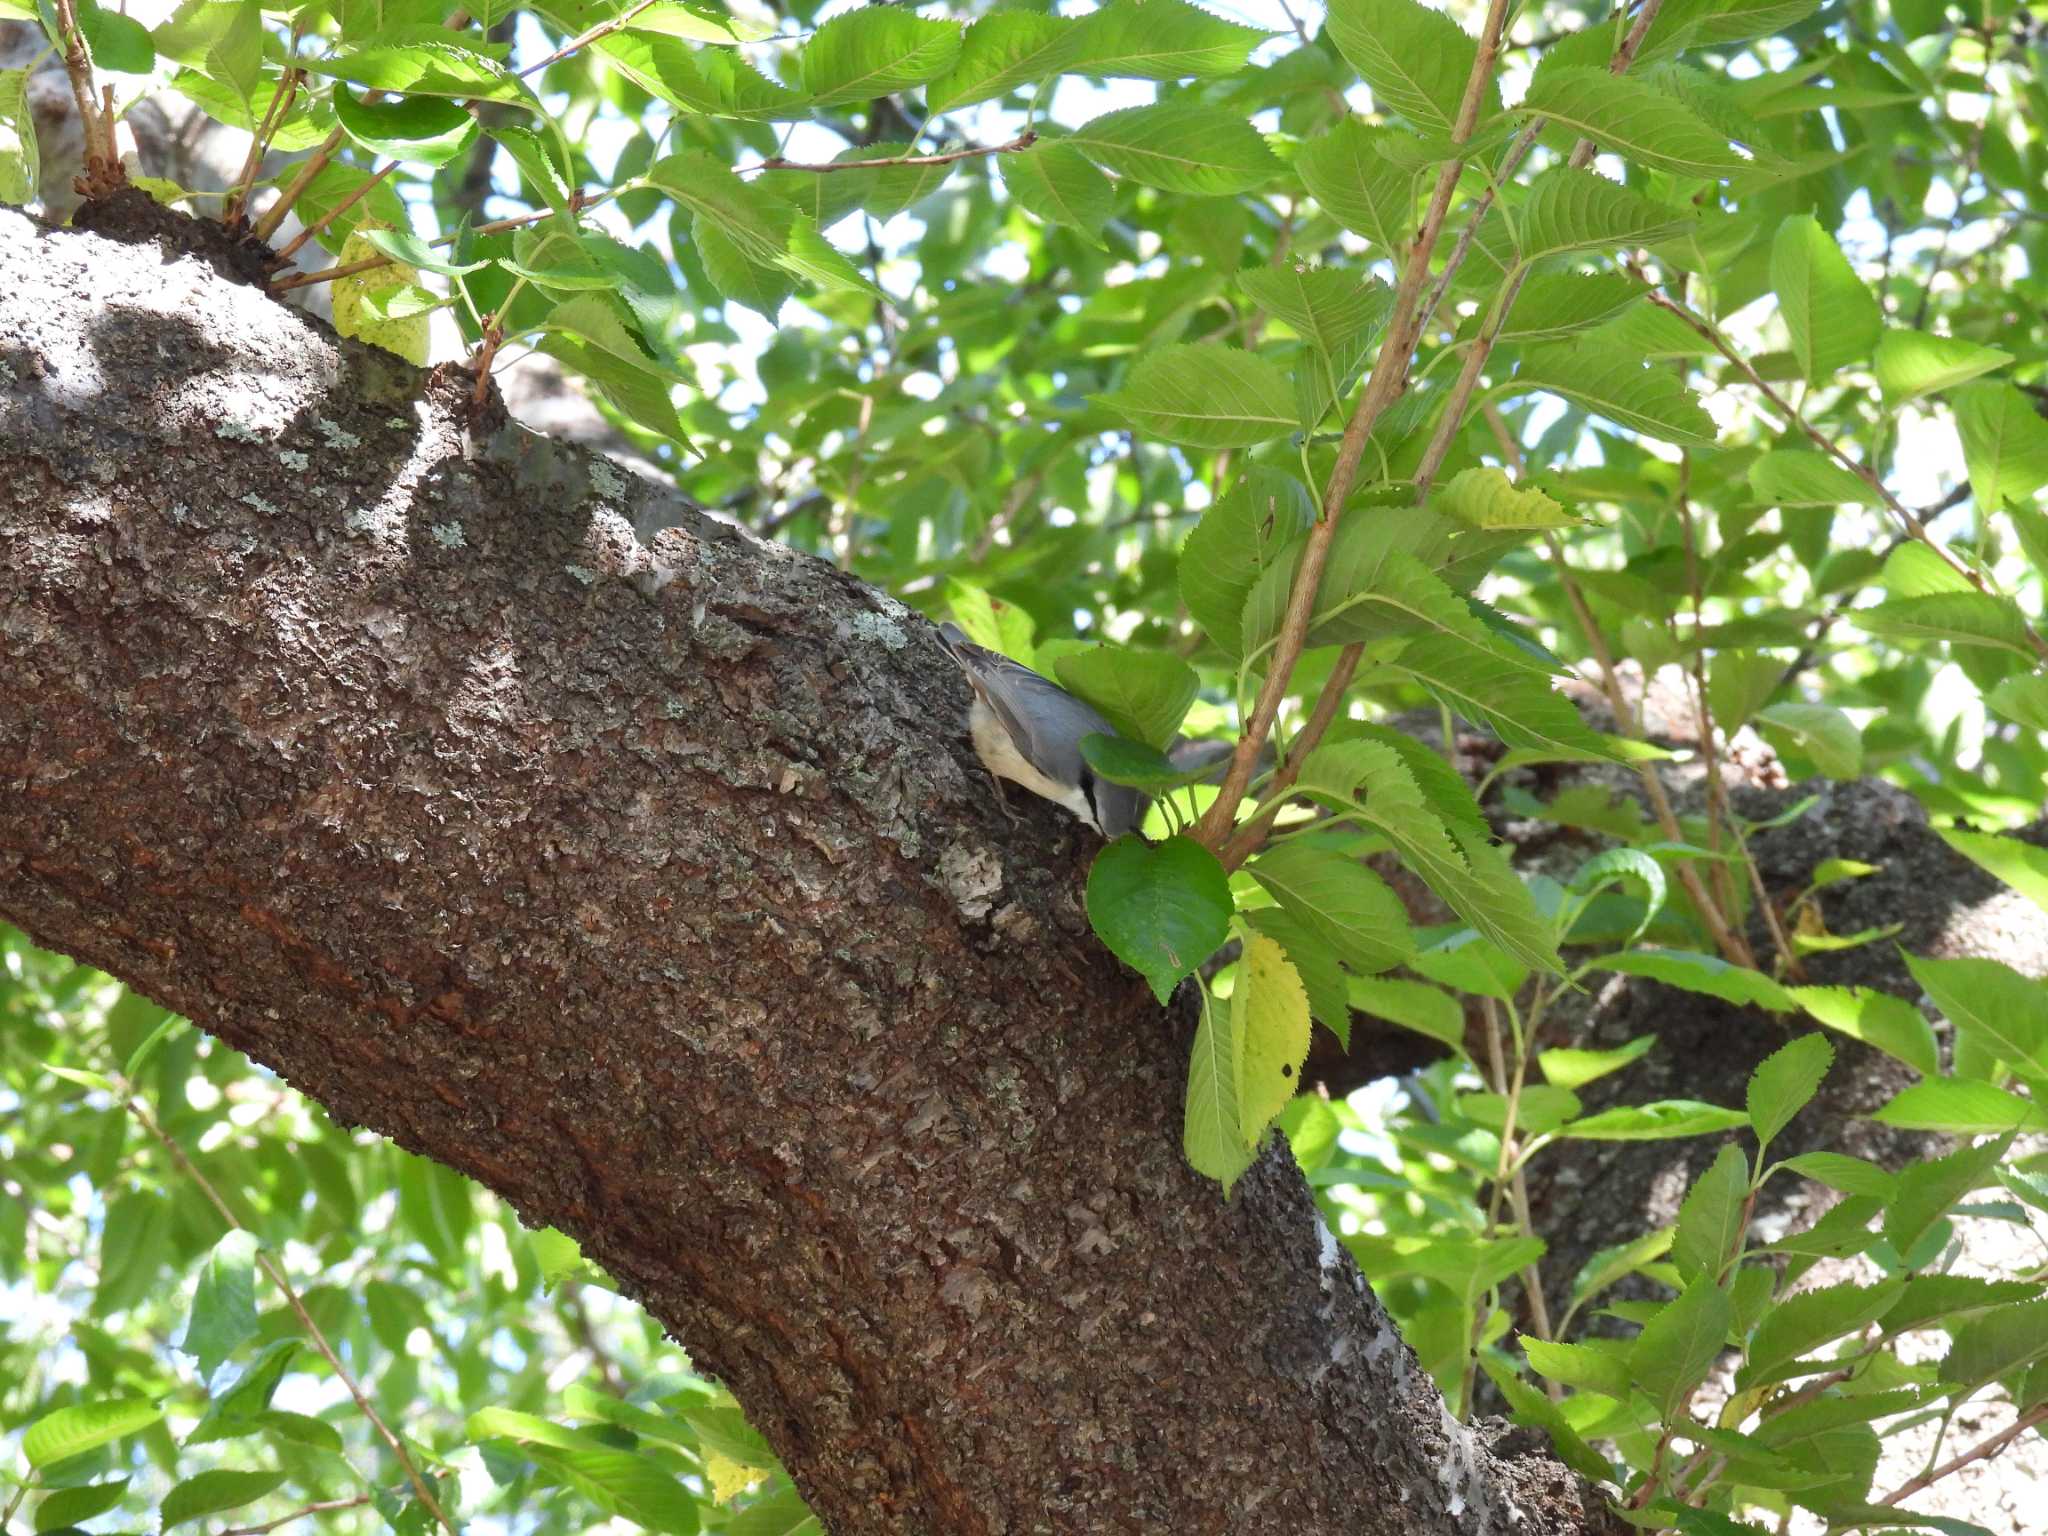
[935,622,1148,839]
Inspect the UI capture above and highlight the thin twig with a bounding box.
[123,1095,457,1536]
[521,0,664,77]
[254,126,347,244]
[1192,0,1517,857]
[1880,1400,2048,1506]
[272,159,400,265]
[268,191,603,293]
[219,1495,375,1536]
[748,130,1038,175]
[53,0,123,197]
[225,65,303,228]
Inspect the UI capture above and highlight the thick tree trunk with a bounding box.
[0,209,1622,1535]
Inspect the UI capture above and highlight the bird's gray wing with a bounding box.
[936,624,1117,781]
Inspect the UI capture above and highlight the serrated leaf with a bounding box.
[1987,673,2048,732]
[1180,471,1314,657]
[1597,949,1798,1011]
[1325,0,1496,137]
[1094,343,1296,447]
[1067,0,1269,82]
[1242,907,1351,1045]
[1631,1277,1733,1418]
[1185,982,1255,1193]
[1086,835,1233,1004]
[1234,934,1311,1142]
[1066,102,1281,195]
[305,25,532,104]
[162,1469,287,1530]
[1940,1301,2048,1389]
[1873,327,2011,404]
[1756,703,1862,778]
[1748,451,1878,508]
[0,68,37,206]
[1394,629,1616,762]
[1249,841,1413,974]
[1779,1151,1897,1199]
[1787,986,1937,1077]
[693,216,795,318]
[1937,828,2048,917]
[32,1478,129,1533]
[359,226,488,278]
[1747,1034,1833,1153]
[927,12,1079,113]
[650,151,794,267]
[1540,1034,1655,1091]
[1346,974,1464,1049]
[1954,381,2048,512]
[1874,1079,2045,1133]
[1512,341,1719,447]
[1562,1099,1752,1140]
[1771,214,1882,383]
[1053,647,1198,750]
[1740,1279,1905,1389]
[1495,271,1646,343]
[1905,953,2048,1078]
[179,1230,259,1384]
[1857,592,2033,656]
[1523,1337,1635,1400]
[1295,119,1414,256]
[777,214,884,298]
[332,86,477,167]
[22,1398,163,1468]
[799,6,962,108]
[155,0,265,110]
[1561,848,1667,946]
[596,31,806,121]
[1515,167,1693,261]
[332,229,430,366]
[1673,1143,1750,1284]
[1000,141,1112,243]
[1521,65,1745,178]
[1239,266,1388,359]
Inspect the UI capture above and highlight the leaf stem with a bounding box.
[219,1495,376,1536]
[272,159,399,266]
[520,0,665,78]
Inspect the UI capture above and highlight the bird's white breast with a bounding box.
[967,698,1100,830]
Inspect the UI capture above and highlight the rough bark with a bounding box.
[0,208,1625,1535]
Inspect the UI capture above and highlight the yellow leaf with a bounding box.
[1234,933,1310,1145]
[705,1449,764,1504]
[331,225,431,366]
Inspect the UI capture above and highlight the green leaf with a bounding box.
[1539,1034,1655,1091]
[1249,841,1414,974]
[1788,986,1938,1077]
[1747,451,1879,508]
[1346,974,1464,1050]
[1495,272,1646,344]
[305,25,533,105]
[155,0,264,109]
[0,68,38,206]
[1884,1134,2017,1265]
[1085,835,1233,1004]
[1955,381,2048,512]
[1239,266,1388,360]
[1243,907,1352,1044]
[185,1341,299,1445]
[1515,168,1693,261]
[1053,647,1198,750]
[1746,1035,1833,1153]
[1673,1143,1750,1284]
[1512,341,1719,448]
[1570,1227,1676,1314]
[1324,0,1496,137]
[1778,1151,1897,1200]
[33,1478,129,1533]
[1395,630,1616,763]
[1631,1276,1733,1419]
[162,1469,288,1530]
[1771,214,1882,382]
[537,297,691,449]
[799,6,962,108]
[1941,1301,2048,1390]
[1434,467,1580,531]
[649,152,796,267]
[1297,738,1560,972]
[1234,933,1311,1141]
[1066,0,1270,82]
[1873,327,2011,404]
[1080,736,1200,795]
[1562,1100,1751,1141]
[1905,953,2048,1078]
[1066,103,1281,195]
[21,1398,163,1468]
[1520,65,1745,178]
[1987,673,2048,731]
[179,1230,259,1384]
[777,214,885,298]
[1295,119,1414,256]
[1857,591,2034,657]
[596,32,805,122]
[1093,343,1296,448]
[1740,1279,1905,1389]
[1179,467,1314,655]
[1596,949,1798,1011]
[1185,982,1255,1193]
[1561,848,1667,946]
[1523,1337,1635,1400]
[694,217,795,318]
[927,12,1079,113]
[1000,141,1113,244]
[1754,703,1861,778]
[1937,827,2048,917]
[332,86,478,168]
[359,227,488,278]
[76,0,155,73]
